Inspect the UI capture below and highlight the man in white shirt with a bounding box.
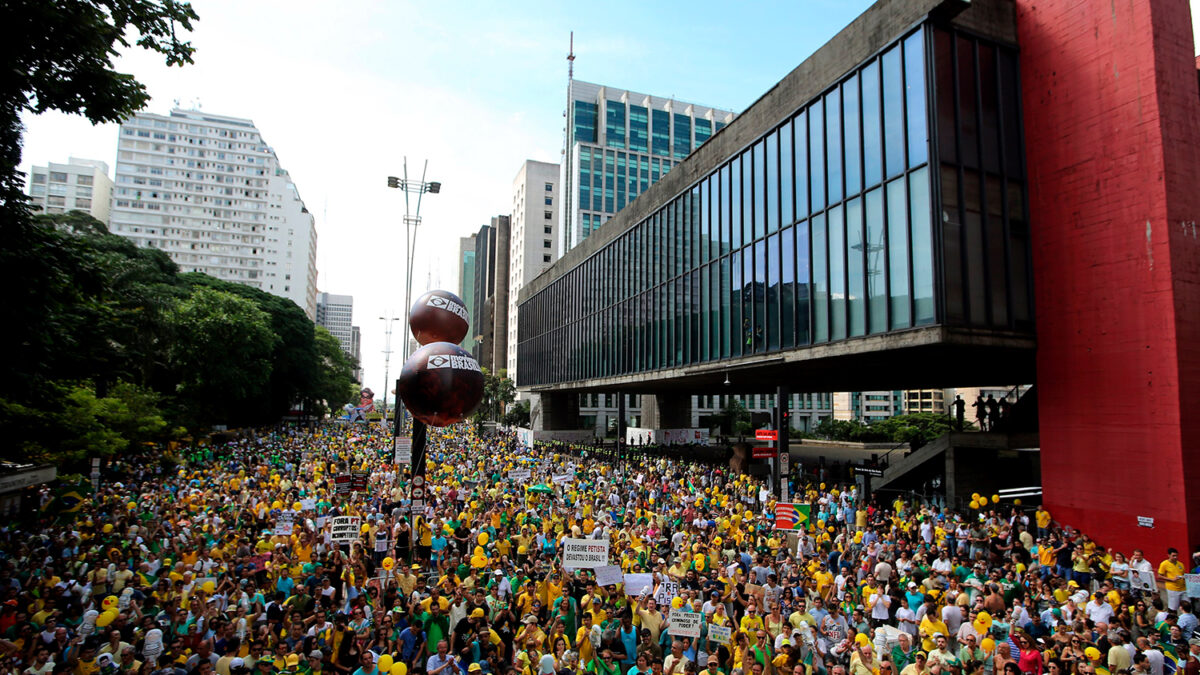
[1086,594,1115,624]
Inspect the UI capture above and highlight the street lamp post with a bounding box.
[379,314,399,425]
[386,160,440,522]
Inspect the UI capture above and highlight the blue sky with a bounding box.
[18,0,1200,399]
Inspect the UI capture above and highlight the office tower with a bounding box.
[560,80,736,254]
[458,235,477,354]
[25,157,114,223]
[316,292,361,382]
[507,160,560,385]
[109,108,318,318]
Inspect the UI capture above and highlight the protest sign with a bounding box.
[707,624,731,645]
[273,511,295,535]
[551,472,575,484]
[394,437,412,464]
[1185,574,1200,598]
[624,574,654,596]
[563,538,609,569]
[508,469,532,482]
[335,474,352,495]
[300,498,315,511]
[654,581,680,605]
[668,611,702,638]
[595,565,623,587]
[330,516,361,544]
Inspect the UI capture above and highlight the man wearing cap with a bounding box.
[296,652,324,675]
[278,654,302,675]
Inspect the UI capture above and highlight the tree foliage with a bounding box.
[813,412,968,447]
[0,0,198,217]
[0,213,357,468]
[712,398,753,438]
[502,400,531,428]
[472,368,517,427]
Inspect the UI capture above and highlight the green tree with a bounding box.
[166,287,278,426]
[473,368,516,426]
[713,398,753,439]
[0,0,198,217]
[502,400,531,428]
[308,325,357,418]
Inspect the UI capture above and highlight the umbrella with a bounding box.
[527,484,554,494]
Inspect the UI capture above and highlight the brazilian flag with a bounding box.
[43,478,92,520]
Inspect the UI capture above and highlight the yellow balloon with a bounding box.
[972,493,981,501]
[361,523,371,534]
[671,597,684,610]
[201,581,216,593]
[391,663,408,675]
[102,595,118,609]
[1013,498,1022,506]
[96,610,117,627]
[102,524,114,533]
[293,502,303,511]
[272,500,283,510]
[969,500,979,509]
[981,638,996,653]
[382,557,395,571]
[1084,648,1101,661]
[478,532,489,546]
[127,502,137,510]
[991,495,1000,504]
[378,656,394,673]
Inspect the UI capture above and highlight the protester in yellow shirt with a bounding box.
[1158,548,1187,610]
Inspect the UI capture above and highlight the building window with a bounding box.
[31,173,46,184]
[47,196,65,206]
[544,196,552,206]
[77,175,93,186]
[543,239,552,248]
[544,210,552,220]
[543,254,552,263]
[544,226,552,234]
[49,172,68,183]
[544,182,553,191]
[74,198,91,209]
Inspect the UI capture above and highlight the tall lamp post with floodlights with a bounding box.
[386,161,440,527]
[379,313,399,425]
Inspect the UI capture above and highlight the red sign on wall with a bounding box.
[755,429,778,441]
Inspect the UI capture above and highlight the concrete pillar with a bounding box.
[640,393,693,429]
[532,392,581,431]
[1019,0,1200,550]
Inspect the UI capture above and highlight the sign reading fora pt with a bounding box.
[563,538,610,569]
[755,429,778,441]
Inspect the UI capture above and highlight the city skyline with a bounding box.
[16,0,1200,398]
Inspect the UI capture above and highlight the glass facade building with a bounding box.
[521,21,1032,388]
[561,81,736,254]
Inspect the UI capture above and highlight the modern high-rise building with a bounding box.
[350,326,362,383]
[316,292,361,382]
[560,79,736,255]
[457,235,477,354]
[109,109,319,318]
[469,216,510,372]
[508,160,560,386]
[25,157,114,223]
[833,391,904,423]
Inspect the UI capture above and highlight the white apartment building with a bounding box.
[109,109,318,318]
[507,160,560,389]
[26,157,114,223]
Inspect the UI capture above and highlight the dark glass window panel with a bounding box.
[846,197,865,336]
[826,88,843,204]
[652,109,671,157]
[812,213,828,342]
[674,113,692,159]
[934,29,956,163]
[887,177,911,328]
[795,111,809,217]
[743,249,755,352]
[910,166,934,325]
[963,168,986,325]
[731,156,743,249]
[809,102,825,212]
[743,148,755,244]
[843,74,862,196]
[629,105,649,153]
[978,43,1001,175]
[606,101,626,149]
[718,165,731,255]
[999,50,1024,179]
[865,187,887,333]
[957,36,980,169]
[828,204,846,341]
[986,173,1008,326]
[574,101,597,143]
[696,118,712,146]
[905,29,929,167]
[942,164,964,322]
[767,233,781,350]
[862,61,883,188]
[755,238,768,352]
[792,220,811,343]
[700,178,710,264]
[730,250,742,356]
[781,225,796,348]
[691,187,701,269]
[766,132,779,234]
[699,264,708,360]
[882,45,906,177]
[1008,182,1031,323]
[780,121,795,227]
[691,269,701,363]
[719,257,731,358]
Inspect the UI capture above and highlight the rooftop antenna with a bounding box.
[567,31,575,81]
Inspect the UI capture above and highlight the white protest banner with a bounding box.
[315,516,327,529]
[654,581,680,605]
[668,610,702,638]
[394,437,412,465]
[508,469,533,482]
[551,472,575,484]
[563,538,610,569]
[1185,574,1200,598]
[707,624,731,645]
[300,498,316,511]
[330,516,361,544]
[594,565,623,587]
[624,574,654,596]
[1131,568,1157,591]
[274,512,295,535]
